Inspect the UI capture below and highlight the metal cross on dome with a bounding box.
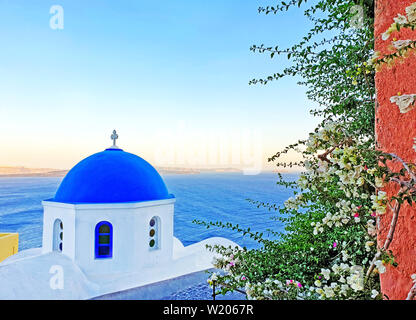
[111,130,119,147]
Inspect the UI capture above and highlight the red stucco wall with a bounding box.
[375,0,416,300]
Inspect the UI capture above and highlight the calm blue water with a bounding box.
[0,173,297,251]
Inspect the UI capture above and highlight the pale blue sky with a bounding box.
[0,0,320,170]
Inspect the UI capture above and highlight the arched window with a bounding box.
[53,219,63,252]
[95,221,113,259]
[149,216,160,250]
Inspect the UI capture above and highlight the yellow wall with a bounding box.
[0,233,19,262]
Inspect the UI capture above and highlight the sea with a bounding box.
[0,172,298,250]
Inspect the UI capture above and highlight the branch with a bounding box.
[406,282,416,300]
[382,201,401,250]
[386,153,416,182]
[318,139,352,163]
[390,177,414,189]
[365,154,416,287]
[366,199,401,278]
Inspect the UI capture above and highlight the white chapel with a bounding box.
[0,131,238,299]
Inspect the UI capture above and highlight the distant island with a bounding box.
[0,166,245,177]
[0,167,69,177]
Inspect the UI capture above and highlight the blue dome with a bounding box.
[53,148,173,204]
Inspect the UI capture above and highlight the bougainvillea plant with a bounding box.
[195,0,416,300]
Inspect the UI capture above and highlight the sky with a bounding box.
[0,0,320,172]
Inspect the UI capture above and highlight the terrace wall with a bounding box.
[375,0,416,300]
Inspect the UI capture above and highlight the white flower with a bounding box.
[317,160,329,173]
[367,51,381,66]
[284,197,300,210]
[314,280,322,287]
[375,177,385,188]
[304,160,313,170]
[392,39,413,50]
[347,272,364,292]
[406,3,416,23]
[210,273,219,281]
[323,287,335,298]
[321,268,331,281]
[273,279,283,287]
[378,190,387,200]
[341,251,350,262]
[350,265,363,274]
[382,23,399,40]
[390,94,416,114]
[394,13,408,25]
[371,191,387,215]
[356,177,364,186]
[365,241,375,252]
[332,264,342,274]
[297,175,309,189]
[340,284,349,295]
[367,220,377,237]
[340,263,349,271]
[371,289,379,299]
[374,260,386,274]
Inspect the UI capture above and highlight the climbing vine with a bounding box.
[194,0,416,300]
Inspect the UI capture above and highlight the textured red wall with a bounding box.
[375,0,416,300]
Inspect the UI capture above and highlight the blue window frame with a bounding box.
[53,219,63,252]
[149,216,160,251]
[95,221,113,259]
